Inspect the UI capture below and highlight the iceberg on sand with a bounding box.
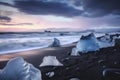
[0,57,42,80]
[40,56,63,67]
[71,33,119,56]
[71,33,100,55]
[46,71,54,77]
[49,38,61,47]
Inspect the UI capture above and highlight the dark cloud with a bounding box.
[0,0,120,18]
[72,0,82,6]
[82,0,120,17]
[14,0,82,17]
[0,16,11,23]
[0,15,33,26]
[0,2,14,7]
[0,23,33,26]
[13,0,120,17]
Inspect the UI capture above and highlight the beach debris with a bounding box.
[98,59,105,64]
[103,68,120,80]
[0,57,42,80]
[46,72,54,77]
[70,78,80,80]
[71,33,99,55]
[66,67,70,70]
[49,38,61,47]
[40,56,63,67]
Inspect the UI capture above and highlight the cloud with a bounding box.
[0,0,120,18]
[0,16,11,23]
[79,15,120,28]
[81,0,120,17]
[0,2,14,7]
[41,0,120,17]
[13,0,83,17]
[0,23,33,26]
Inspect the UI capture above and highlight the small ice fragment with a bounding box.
[40,56,63,67]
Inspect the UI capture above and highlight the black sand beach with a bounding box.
[0,41,120,80]
[0,43,75,68]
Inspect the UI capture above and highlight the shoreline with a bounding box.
[0,43,76,68]
[0,42,76,55]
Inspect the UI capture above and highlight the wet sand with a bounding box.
[0,43,75,69]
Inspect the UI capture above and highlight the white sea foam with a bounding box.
[0,34,80,54]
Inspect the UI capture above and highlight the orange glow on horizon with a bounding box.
[0,25,44,32]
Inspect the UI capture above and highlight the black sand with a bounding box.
[0,42,120,80]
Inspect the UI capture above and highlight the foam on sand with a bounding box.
[0,57,42,80]
[0,35,80,55]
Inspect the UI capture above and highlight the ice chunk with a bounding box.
[46,72,54,77]
[49,38,61,47]
[98,41,114,48]
[99,33,112,42]
[71,47,79,56]
[76,33,99,53]
[0,57,42,80]
[40,56,63,67]
[97,34,115,48]
[71,33,100,55]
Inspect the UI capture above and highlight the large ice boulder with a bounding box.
[71,33,100,55]
[76,33,99,53]
[39,56,63,67]
[49,38,61,47]
[0,57,42,80]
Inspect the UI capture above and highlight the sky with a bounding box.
[0,0,120,32]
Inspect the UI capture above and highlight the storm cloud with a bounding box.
[82,0,120,17]
[0,16,11,23]
[0,0,120,17]
[0,2,14,7]
[14,0,82,17]
[0,15,33,26]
